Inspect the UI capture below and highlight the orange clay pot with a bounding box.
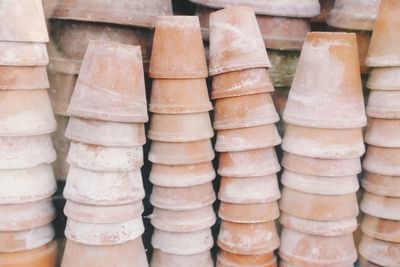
[283,32,367,129]
[208,6,271,76]
[0,66,49,90]
[219,201,280,223]
[217,250,277,267]
[47,71,77,116]
[359,234,400,267]
[218,147,280,177]
[151,250,213,267]
[365,118,400,147]
[0,42,49,66]
[149,140,214,165]
[150,182,216,211]
[360,192,400,221]
[282,124,365,159]
[215,124,281,152]
[149,162,215,187]
[149,79,212,114]
[367,90,400,119]
[363,145,400,176]
[149,16,207,79]
[218,220,280,255]
[279,227,357,267]
[367,67,400,90]
[361,215,400,243]
[362,172,400,197]
[279,187,359,221]
[52,115,69,181]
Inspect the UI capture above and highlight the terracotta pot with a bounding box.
[281,170,359,195]
[214,93,279,130]
[359,234,400,267]
[219,201,280,223]
[282,124,365,159]
[0,90,56,136]
[215,124,281,152]
[363,145,400,176]
[366,0,400,67]
[65,217,144,245]
[208,6,270,76]
[0,66,49,90]
[51,115,69,181]
[151,250,213,267]
[67,142,143,172]
[149,16,207,79]
[218,175,280,204]
[151,228,213,255]
[367,90,400,119]
[211,68,274,99]
[149,140,214,165]
[365,118,400,147]
[218,147,280,177]
[279,227,357,267]
[218,220,280,255]
[149,79,212,114]
[0,224,54,253]
[268,50,300,88]
[361,215,400,243]
[0,135,56,170]
[61,238,148,267]
[279,187,359,221]
[0,42,49,66]
[149,162,215,187]
[360,192,400,221]
[48,71,77,116]
[367,67,400,90]
[281,152,362,177]
[362,172,400,197]
[150,182,216,211]
[0,241,57,267]
[67,40,148,123]
[217,250,277,267]
[66,117,146,147]
[283,32,367,129]
[151,206,216,232]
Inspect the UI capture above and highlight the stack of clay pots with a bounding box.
[147,16,216,266]
[0,0,58,266]
[60,40,149,267]
[358,1,400,266]
[279,32,367,266]
[207,7,281,266]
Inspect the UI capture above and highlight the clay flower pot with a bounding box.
[213,93,279,130]
[217,220,280,255]
[211,68,274,99]
[0,90,56,136]
[361,215,400,243]
[367,90,400,119]
[217,250,276,267]
[219,201,280,223]
[48,71,77,116]
[362,172,400,197]
[361,192,400,221]
[149,162,215,187]
[365,118,400,147]
[282,124,365,159]
[67,142,143,172]
[151,228,213,255]
[0,42,49,66]
[208,6,270,75]
[267,50,300,88]
[151,250,213,267]
[366,0,400,67]
[149,140,214,165]
[367,67,400,90]
[61,238,148,267]
[279,187,359,221]
[0,66,49,90]
[52,115,70,181]
[150,182,216,211]
[215,124,281,152]
[67,40,148,123]
[150,79,212,114]
[283,32,367,129]
[281,152,362,177]
[149,16,207,79]
[363,145,400,176]
[218,148,280,177]
[279,227,357,267]
[359,234,400,267]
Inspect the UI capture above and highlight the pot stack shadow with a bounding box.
[208,7,282,266]
[60,40,149,267]
[0,1,58,266]
[278,32,367,266]
[358,1,400,265]
[147,16,216,266]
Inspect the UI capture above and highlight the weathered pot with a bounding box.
[218,201,280,223]
[0,66,49,90]
[151,250,213,267]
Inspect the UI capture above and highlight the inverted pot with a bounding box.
[367,67,400,90]
[365,118,400,147]
[360,192,400,221]
[217,250,276,267]
[363,145,400,176]
[359,234,400,267]
[0,42,48,66]
[218,201,280,223]
[0,66,49,90]
[47,71,77,116]
[361,215,400,243]
[367,90,400,119]
[362,172,400,197]
[151,250,213,267]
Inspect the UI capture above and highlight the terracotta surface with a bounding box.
[150,182,216,211]
[217,250,276,267]
[279,187,359,221]
[0,42,49,66]
[61,238,148,267]
[283,32,367,129]
[365,118,400,147]
[363,145,400,176]
[367,90,400,119]
[282,152,362,177]
[51,115,69,181]
[367,67,400,90]
[0,66,49,90]
[219,201,280,223]
[359,234,400,267]
[208,6,271,75]
[218,220,280,255]
[358,256,383,267]
[279,227,357,267]
[361,215,400,243]
[149,140,214,165]
[67,40,148,123]
[213,93,279,130]
[215,124,281,152]
[282,124,365,159]
[149,16,207,79]
[151,250,213,267]
[218,147,280,177]
[268,50,299,88]
[47,71,77,116]
[150,162,215,188]
[149,79,212,114]
[362,172,400,197]
[366,0,400,67]
[361,192,400,220]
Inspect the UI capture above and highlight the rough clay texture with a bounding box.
[151,249,213,267]
[218,201,280,224]
[0,42,49,66]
